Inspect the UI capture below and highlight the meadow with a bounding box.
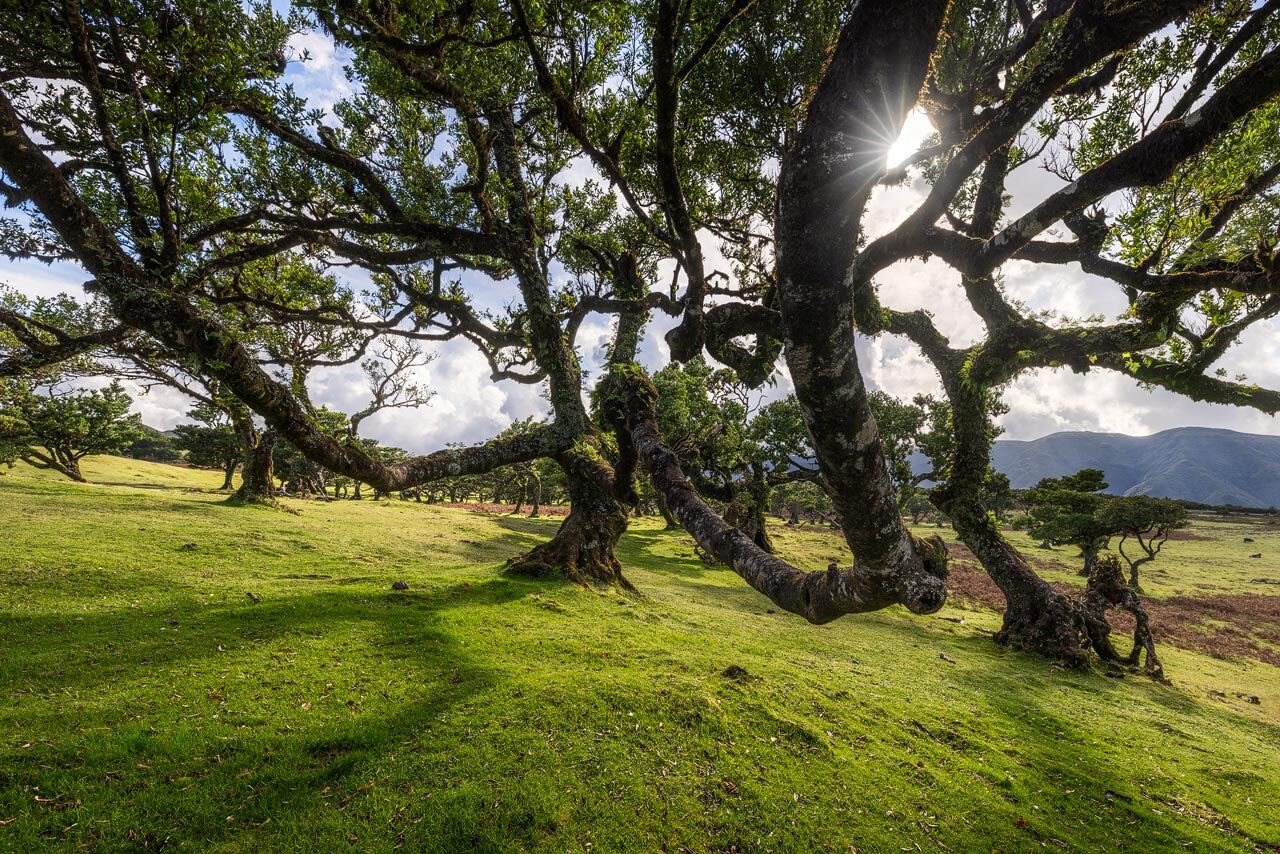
[2,457,1279,852]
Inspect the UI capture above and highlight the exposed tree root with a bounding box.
[505,504,633,590]
[1080,554,1164,678]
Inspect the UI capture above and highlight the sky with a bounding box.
[3,27,1278,453]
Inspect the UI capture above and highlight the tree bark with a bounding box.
[220,460,237,491]
[607,367,947,620]
[774,0,952,584]
[723,465,774,553]
[231,428,276,504]
[1080,547,1100,577]
[506,441,632,588]
[22,449,87,483]
[1080,555,1163,677]
[56,457,86,483]
[932,383,1088,664]
[654,487,678,529]
[942,496,1088,665]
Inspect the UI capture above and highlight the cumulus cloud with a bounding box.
[283,29,354,114]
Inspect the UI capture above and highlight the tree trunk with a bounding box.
[221,460,237,491]
[933,382,1087,664]
[655,488,678,529]
[231,429,276,504]
[1080,547,1100,577]
[772,0,952,588]
[944,500,1088,665]
[1125,555,1155,594]
[58,457,86,483]
[1081,555,1163,677]
[723,470,774,554]
[506,442,631,588]
[528,472,541,518]
[28,448,87,483]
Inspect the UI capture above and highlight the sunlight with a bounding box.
[885,108,936,169]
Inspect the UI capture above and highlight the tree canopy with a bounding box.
[1097,495,1190,591]
[0,379,143,481]
[1024,468,1115,573]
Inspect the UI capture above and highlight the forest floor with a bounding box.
[2,456,1279,852]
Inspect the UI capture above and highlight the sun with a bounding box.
[885,108,936,170]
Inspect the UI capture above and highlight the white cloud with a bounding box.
[1,261,88,299]
[283,29,354,114]
[308,339,551,452]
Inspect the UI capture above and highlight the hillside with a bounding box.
[1,456,1279,851]
[989,427,1280,508]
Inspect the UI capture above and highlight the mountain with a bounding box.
[989,427,1280,509]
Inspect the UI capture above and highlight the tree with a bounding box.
[172,405,244,490]
[1,286,125,379]
[0,380,143,482]
[906,493,937,526]
[4,0,1280,664]
[1025,470,1114,576]
[648,359,792,551]
[1097,497,1190,592]
[124,427,182,464]
[866,391,928,507]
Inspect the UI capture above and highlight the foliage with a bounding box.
[124,430,183,464]
[1097,495,1191,588]
[171,405,242,475]
[1024,469,1115,569]
[0,379,143,481]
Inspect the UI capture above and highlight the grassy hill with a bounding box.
[2,457,1279,852]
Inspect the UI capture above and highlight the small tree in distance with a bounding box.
[172,405,244,491]
[1098,497,1190,593]
[124,429,182,464]
[1025,470,1114,576]
[0,380,143,482]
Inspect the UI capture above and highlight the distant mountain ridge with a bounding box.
[989,427,1280,509]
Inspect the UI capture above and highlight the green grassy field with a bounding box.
[2,456,1279,852]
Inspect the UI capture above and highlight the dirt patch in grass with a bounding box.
[945,544,1280,666]
[1163,529,1214,542]
[1141,595,1280,667]
[446,501,570,517]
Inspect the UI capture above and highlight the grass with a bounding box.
[1,456,1279,852]
[996,519,1280,599]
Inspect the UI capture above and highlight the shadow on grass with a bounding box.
[0,577,565,849]
[614,526,730,582]
[0,579,528,699]
[88,479,215,492]
[942,666,1278,850]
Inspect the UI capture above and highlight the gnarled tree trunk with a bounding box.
[231,428,276,505]
[940,493,1087,665]
[506,439,632,588]
[1080,555,1162,677]
[932,377,1089,663]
